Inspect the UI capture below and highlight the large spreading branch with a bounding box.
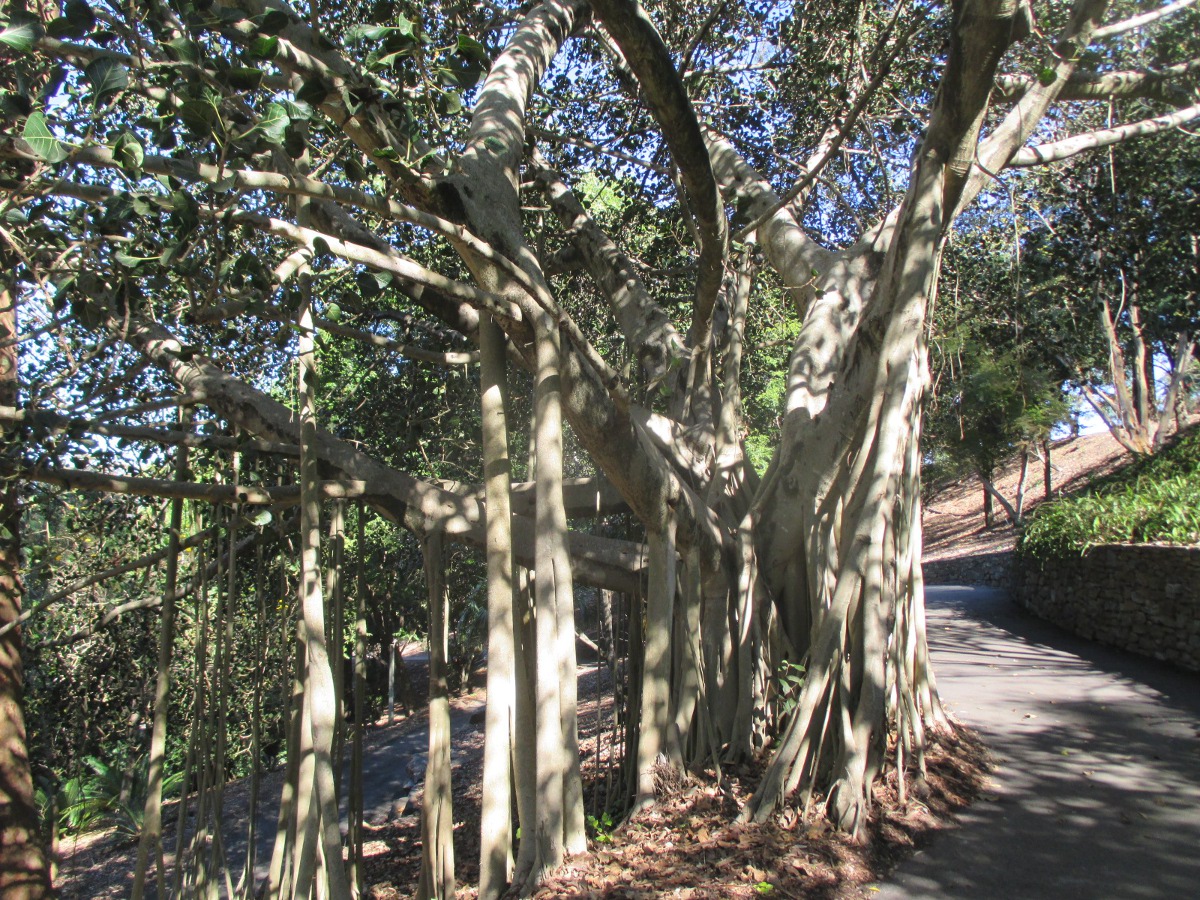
[958,0,1113,218]
[1092,0,1197,40]
[589,0,728,346]
[89,308,644,590]
[6,464,365,505]
[995,60,1200,104]
[1008,101,1200,166]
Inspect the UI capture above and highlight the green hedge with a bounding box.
[1018,426,1200,559]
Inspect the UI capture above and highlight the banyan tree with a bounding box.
[1,0,1197,896]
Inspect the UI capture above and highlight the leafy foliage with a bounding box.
[41,754,183,839]
[1019,428,1200,558]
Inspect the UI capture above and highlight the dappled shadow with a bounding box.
[877,586,1200,899]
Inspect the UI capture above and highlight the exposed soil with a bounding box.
[922,431,1131,587]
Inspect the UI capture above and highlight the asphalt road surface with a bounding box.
[876,585,1200,900]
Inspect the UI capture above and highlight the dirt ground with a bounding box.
[922,431,1131,586]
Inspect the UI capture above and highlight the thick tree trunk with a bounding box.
[635,521,678,810]
[741,0,1027,829]
[0,275,52,898]
[538,319,587,856]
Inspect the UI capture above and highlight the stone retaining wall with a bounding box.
[1013,544,1200,672]
[924,551,1012,588]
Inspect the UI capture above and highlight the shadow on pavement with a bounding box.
[877,586,1200,899]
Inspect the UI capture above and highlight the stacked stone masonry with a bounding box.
[1013,544,1200,672]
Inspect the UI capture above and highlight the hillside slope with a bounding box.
[922,432,1130,585]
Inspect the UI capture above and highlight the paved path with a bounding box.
[877,585,1200,900]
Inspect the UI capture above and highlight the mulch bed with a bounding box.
[364,667,992,900]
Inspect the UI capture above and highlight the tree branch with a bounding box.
[6,463,368,505]
[0,524,218,640]
[590,0,728,346]
[0,405,298,457]
[1008,101,1200,166]
[958,0,1112,217]
[995,60,1200,104]
[1092,0,1198,40]
[532,160,684,386]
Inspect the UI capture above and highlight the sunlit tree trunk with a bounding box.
[478,315,515,900]
[293,254,352,900]
[416,531,455,900]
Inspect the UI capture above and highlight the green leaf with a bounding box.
[251,509,273,527]
[395,15,417,39]
[279,99,312,121]
[114,250,153,269]
[348,17,415,42]
[165,37,200,63]
[227,66,264,91]
[455,34,488,63]
[64,0,95,34]
[250,35,279,60]
[112,131,144,176]
[48,0,95,39]
[356,270,390,298]
[258,9,291,35]
[1037,66,1057,87]
[254,101,289,143]
[324,302,342,322]
[295,77,329,107]
[22,112,68,164]
[347,24,392,41]
[0,15,41,52]
[179,99,219,137]
[344,155,366,183]
[85,56,129,106]
[130,195,156,217]
[283,127,306,158]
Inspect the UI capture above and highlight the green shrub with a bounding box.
[39,754,183,840]
[1019,428,1200,559]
